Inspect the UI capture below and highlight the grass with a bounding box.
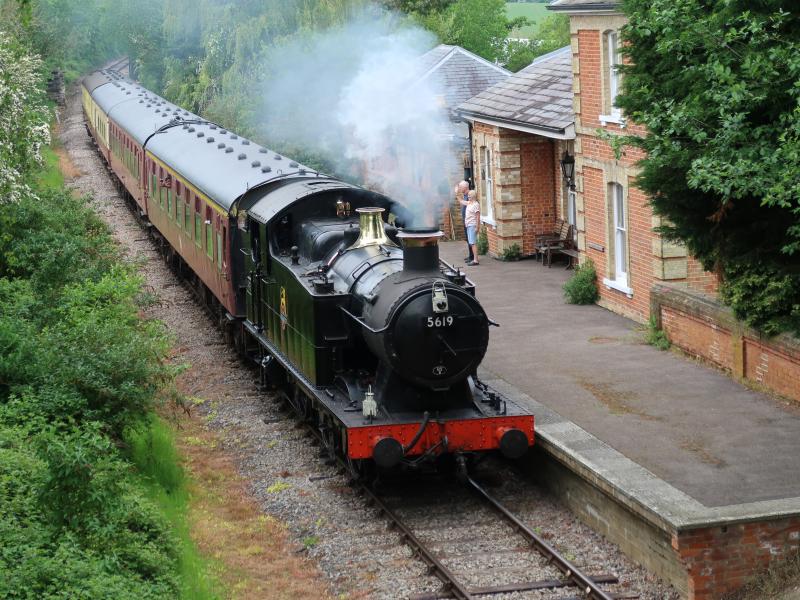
[34,143,65,190]
[125,416,222,600]
[169,408,333,599]
[645,316,671,350]
[731,549,800,599]
[506,1,551,38]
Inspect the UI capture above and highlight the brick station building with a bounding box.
[456,47,575,259]
[547,0,717,321]
[455,0,717,322]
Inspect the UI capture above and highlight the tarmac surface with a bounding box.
[439,241,800,512]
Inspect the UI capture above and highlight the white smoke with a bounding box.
[259,8,457,228]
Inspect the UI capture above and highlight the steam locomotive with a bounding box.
[81,68,534,473]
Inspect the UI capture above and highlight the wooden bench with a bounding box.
[549,247,579,269]
[534,220,570,263]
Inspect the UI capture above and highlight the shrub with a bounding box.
[563,259,599,305]
[477,225,488,255]
[500,243,522,261]
[645,316,671,350]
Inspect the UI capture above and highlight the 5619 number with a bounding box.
[426,316,454,328]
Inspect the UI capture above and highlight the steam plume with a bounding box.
[259,8,457,228]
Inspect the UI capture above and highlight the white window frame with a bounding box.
[600,30,625,126]
[602,183,633,296]
[567,189,577,242]
[482,146,495,223]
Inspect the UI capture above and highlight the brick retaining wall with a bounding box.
[651,284,800,404]
[673,519,800,599]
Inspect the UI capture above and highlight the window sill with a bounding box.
[602,277,633,298]
[599,113,626,128]
[481,216,496,227]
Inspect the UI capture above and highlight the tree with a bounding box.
[504,13,569,72]
[0,29,50,204]
[617,0,800,335]
[420,0,524,62]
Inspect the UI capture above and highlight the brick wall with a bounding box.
[652,284,800,403]
[470,121,560,257]
[673,518,800,600]
[571,15,717,323]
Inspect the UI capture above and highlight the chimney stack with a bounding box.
[397,229,443,272]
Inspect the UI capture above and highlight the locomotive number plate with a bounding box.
[425,316,454,328]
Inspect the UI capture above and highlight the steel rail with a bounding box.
[299,418,475,599]
[358,484,475,600]
[464,474,616,600]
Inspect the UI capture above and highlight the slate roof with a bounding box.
[456,47,575,139]
[415,45,510,114]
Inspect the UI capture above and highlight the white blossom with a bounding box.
[0,31,52,204]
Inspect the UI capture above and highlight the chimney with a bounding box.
[397,229,443,272]
[349,207,393,249]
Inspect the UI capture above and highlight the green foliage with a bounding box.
[645,316,671,350]
[477,224,489,255]
[720,261,800,336]
[617,0,800,335]
[419,0,518,61]
[502,14,570,72]
[0,29,51,203]
[500,242,522,261]
[563,259,599,305]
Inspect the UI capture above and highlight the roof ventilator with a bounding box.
[197,132,204,137]
[206,137,215,143]
[218,143,226,149]
[225,147,233,154]
[238,153,246,160]
[261,165,272,173]
[251,161,261,168]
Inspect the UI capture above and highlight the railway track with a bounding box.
[295,406,633,600]
[359,471,628,600]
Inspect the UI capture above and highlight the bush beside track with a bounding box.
[0,34,219,600]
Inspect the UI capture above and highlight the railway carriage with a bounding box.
[81,68,535,473]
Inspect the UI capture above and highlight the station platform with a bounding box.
[438,241,800,599]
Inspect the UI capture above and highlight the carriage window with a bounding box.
[216,231,223,270]
[194,198,202,245]
[205,208,214,260]
[167,179,172,219]
[184,192,191,233]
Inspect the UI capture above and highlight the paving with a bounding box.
[439,241,800,526]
